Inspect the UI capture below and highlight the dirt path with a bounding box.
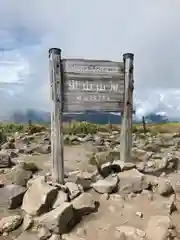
[12,144,95,175]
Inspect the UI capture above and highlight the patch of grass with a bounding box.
[0,123,25,134]
[20,161,40,173]
[27,124,46,134]
[0,121,180,136]
[0,123,47,135]
[135,122,180,134]
[0,130,7,144]
[63,121,100,135]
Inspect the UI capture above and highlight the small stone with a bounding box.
[0,215,22,233]
[72,192,96,215]
[92,175,118,194]
[75,173,93,191]
[76,227,87,237]
[128,193,137,200]
[37,226,52,240]
[3,232,8,237]
[157,178,174,196]
[136,212,143,218]
[136,228,146,238]
[116,225,146,239]
[65,182,82,200]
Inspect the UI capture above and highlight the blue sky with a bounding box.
[0,0,180,119]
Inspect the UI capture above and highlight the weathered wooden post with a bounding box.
[120,53,134,162]
[142,116,147,134]
[49,48,64,184]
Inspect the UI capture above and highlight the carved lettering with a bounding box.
[67,80,122,93]
[82,81,93,91]
[96,83,106,92]
[109,81,119,92]
[68,80,75,90]
[75,95,111,102]
[64,61,121,74]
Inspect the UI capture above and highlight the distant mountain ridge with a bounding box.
[3,109,173,124]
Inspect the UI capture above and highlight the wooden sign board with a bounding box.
[48,48,134,184]
[61,59,125,112]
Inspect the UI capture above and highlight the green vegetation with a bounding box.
[19,161,40,173]
[0,123,25,133]
[0,123,47,143]
[0,123,46,135]
[63,121,100,134]
[0,130,7,143]
[0,121,180,143]
[133,122,180,134]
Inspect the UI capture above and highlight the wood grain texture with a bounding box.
[49,48,64,184]
[61,58,126,112]
[62,58,124,76]
[120,54,134,163]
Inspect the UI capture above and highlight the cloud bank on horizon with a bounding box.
[0,0,180,119]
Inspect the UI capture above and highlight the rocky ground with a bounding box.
[1,129,180,239]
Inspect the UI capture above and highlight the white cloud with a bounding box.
[0,50,29,84]
[0,0,180,118]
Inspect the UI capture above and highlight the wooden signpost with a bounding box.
[48,48,134,184]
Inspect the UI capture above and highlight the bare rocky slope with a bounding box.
[0,128,180,239]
